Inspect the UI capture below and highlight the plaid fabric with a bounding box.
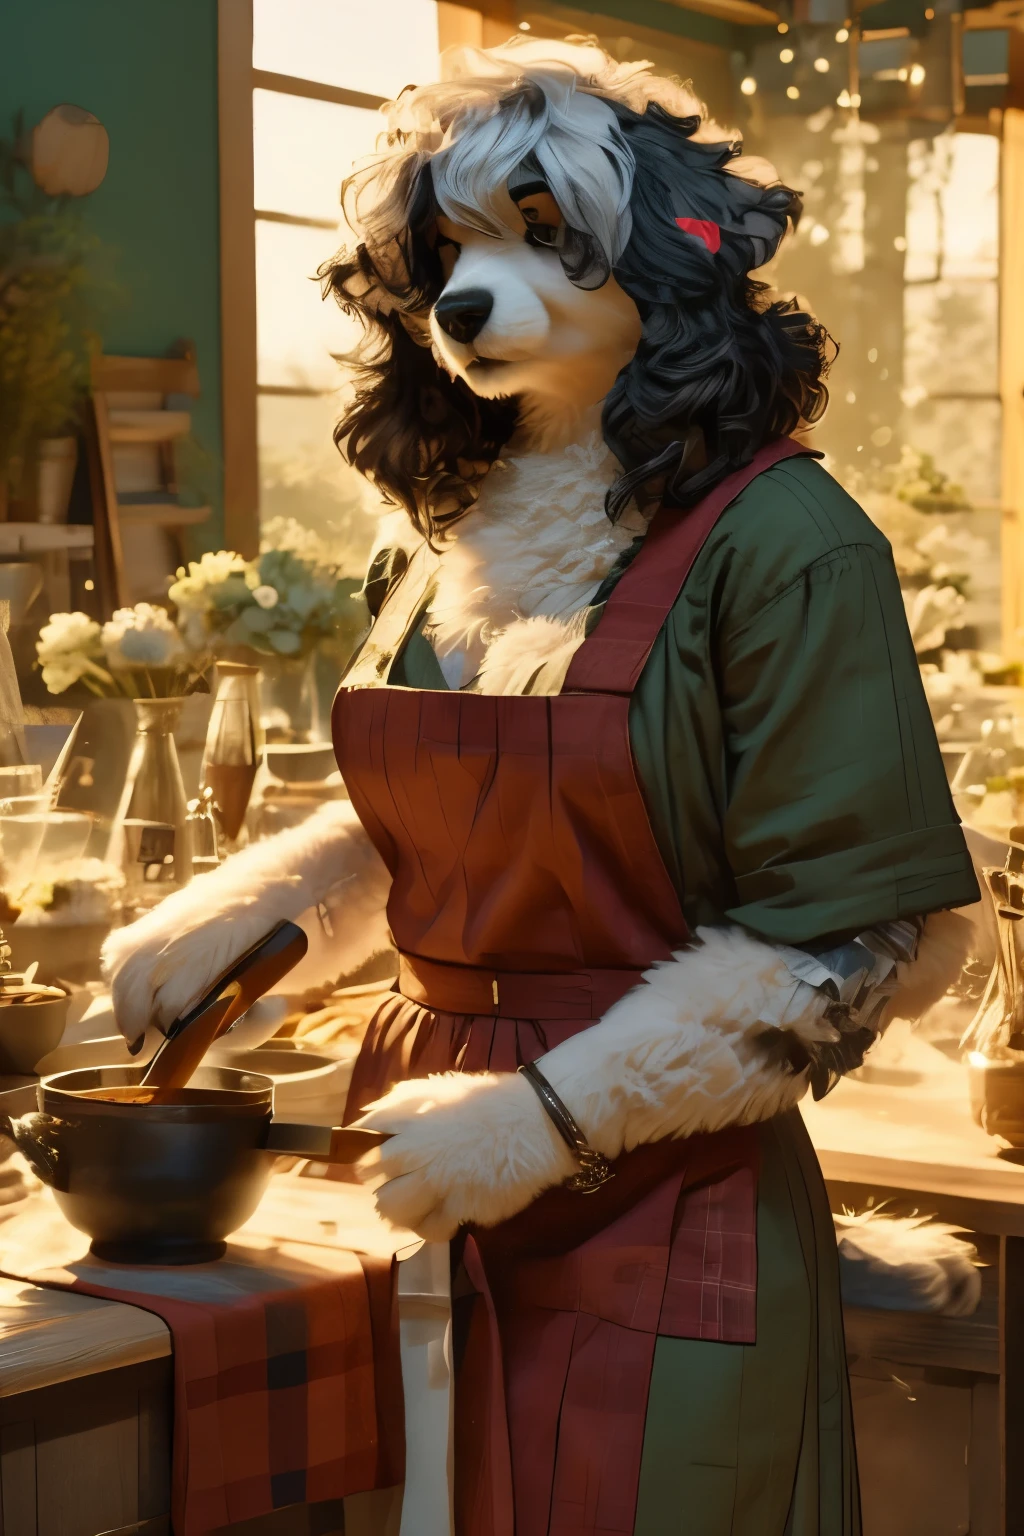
[660,1159,758,1341]
[0,1186,405,1536]
[69,1254,403,1534]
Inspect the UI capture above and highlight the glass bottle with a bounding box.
[200,662,264,845]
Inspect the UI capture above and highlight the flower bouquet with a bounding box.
[36,603,208,698]
[167,521,361,662]
[168,523,365,743]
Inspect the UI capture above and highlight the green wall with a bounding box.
[0,0,224,545]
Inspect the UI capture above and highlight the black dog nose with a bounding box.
[434,288,494,345]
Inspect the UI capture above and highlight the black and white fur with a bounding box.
[103,39,967,1240]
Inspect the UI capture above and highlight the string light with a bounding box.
[518,19,531,29]
[780,46,794,62]
[740,76,758,95]
[868,347,878,362]
[836,26,849,41]
[837,88,852,107]
[787,84,800,99]
[910,63,926,84]
[814,57,830,72]
[778,20,789,31]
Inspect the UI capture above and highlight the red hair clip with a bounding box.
[675,217,721,253]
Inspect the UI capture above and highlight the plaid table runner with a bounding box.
[0,1176,406,1535]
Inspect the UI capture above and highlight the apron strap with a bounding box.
[561,437,821,698]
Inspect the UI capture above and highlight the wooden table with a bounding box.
[803,1043,1024,1536]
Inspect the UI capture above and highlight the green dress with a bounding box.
[373,455,979,1534]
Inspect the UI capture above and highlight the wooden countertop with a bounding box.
[0,1279,170,1398]
[802,1030,1024,1236]
[0,1167,413,1399]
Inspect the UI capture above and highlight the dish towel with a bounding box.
[0,1181,405,1535]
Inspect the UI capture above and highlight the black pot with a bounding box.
[0,1065,379,1265]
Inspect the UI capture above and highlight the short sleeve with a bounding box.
[718,540,979,941]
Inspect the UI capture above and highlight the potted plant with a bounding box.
[0,115,101,521]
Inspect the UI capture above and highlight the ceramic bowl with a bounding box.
[0,990,71,1074]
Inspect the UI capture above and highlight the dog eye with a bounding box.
[436,235,461,281]
[512,187,564,251]
[524,224,560,250]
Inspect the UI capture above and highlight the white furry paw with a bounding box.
[353,1070,577,1241]
[102,886,275,1050]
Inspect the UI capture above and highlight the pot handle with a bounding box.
[263,1121,390,1165]
[0,1112,64,1189]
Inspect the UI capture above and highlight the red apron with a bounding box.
[333,437,812,1536]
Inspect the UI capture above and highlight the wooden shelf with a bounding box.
[117,505,210,529]
[0,526,94,555]
[107,410,191,444]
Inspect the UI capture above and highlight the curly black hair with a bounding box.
[319,53,832,541]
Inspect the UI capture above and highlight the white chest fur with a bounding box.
[373,416,641,693]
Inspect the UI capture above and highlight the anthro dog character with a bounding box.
[106,39,977,1535]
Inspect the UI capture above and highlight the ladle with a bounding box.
[139,920,310,1099]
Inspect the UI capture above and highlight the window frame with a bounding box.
[217,0,387,557]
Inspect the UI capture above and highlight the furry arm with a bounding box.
[357,914,970,1241]
[102,799,391,1049]
[356,925,836,1239]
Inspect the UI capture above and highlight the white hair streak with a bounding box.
[350,35,781,260]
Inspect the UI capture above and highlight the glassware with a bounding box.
[0,804,93,895]
[247,742,343,840]
[200,662,264,845]
[0,805,47,895]
[261,653,325,744]
[187,785,221,875]
[0,765,42,799]
[951,709,1024,840]
[35,810,93,875]
[108,699,193,912]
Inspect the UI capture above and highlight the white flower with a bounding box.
[260,516,341,572]
[35,612,103,693]
[167,550,249,612]
[40,660,87,693]
[37,611,101,662]
[252,584,280,610]
[903,583,965,654]
[102,604,187,670]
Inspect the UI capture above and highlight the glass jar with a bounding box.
[261,652,326,744]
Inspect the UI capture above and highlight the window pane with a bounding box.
[256,219,359,390]
[906,133,999,284]
[903,280,998,399]
[254,91,381,222]
[258,392,381,577]
[253,0,439,101]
